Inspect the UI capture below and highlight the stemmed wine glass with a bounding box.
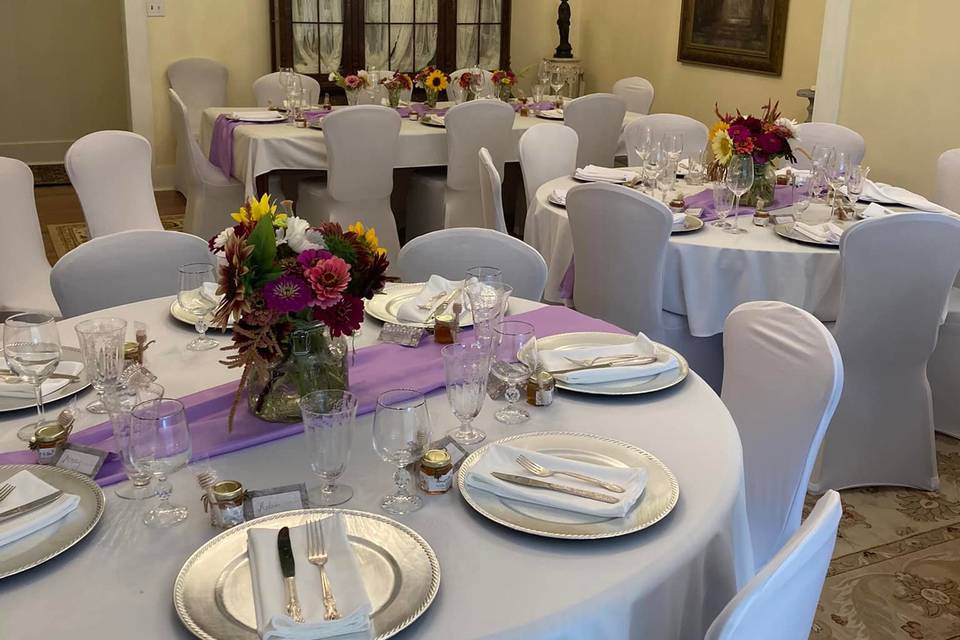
[794,174,812,224]
[643,142,664,194]
[631,126,655,177]
[278,67,294,108]
[178,263,219,351]
[846,163,868,213]
[491,320,538,424]
[712,182,734,229]
[662,131,684,163]
[74,317,126,415]
[550,70,565,105]
[300,389,358,506]
[725,155,754,234]
[372,389,432,515]
[827,151,851,218]
[3,313,62,442]
[106,380,164,499]
[442,343,491,445]
[465,281,512,348]
[130,398,192,527]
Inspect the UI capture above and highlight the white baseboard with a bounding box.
[153,164,176,191]
[0,140,72,165]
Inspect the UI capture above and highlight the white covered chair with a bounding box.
[50,230,212,318]
[518,124,578,208]
[169,89,244,243]
[253,72,321,108]
[563,93,627,168]
[478,148,507,234]
[65,131,163,238]
[793,122,865,170]
[447,69,494,101]
[397,228,547,301]
[167,58,228,196]
[705,491,841,640]
[935,148,960,213]
[722,301,843,571]
[0,157,60,317]
[565,183,671,337]
[624,114,709,166]
[810,214,960,492]
[405,100,515,239]
[296,106,402,261]
[612,76,654,115]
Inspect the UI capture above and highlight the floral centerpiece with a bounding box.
[380,71,412,109]
[457,71,479,102]
[415,66,448,108]
[708,100,798,207]
[329,69,370,106]
[491,69,517,102]
[210,194,388,427]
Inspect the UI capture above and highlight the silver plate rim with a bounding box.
[365,283,479,329]
[671,215,704,234]
[457,431,680,540]
[173,507,441,640]
[0,346,89,413]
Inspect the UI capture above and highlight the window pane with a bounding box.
[318,0,343,21]
[479,24,500,68]
[480,0,501,22]
[414,24,438,69]
[457,25,479,68]
[457,0,478,23]
[318,25,343,73]
[365,24,390,69]
[416,0,438,22]
[390,0,414,23]
[391,24,414,70]
[293,0,317,22]
[366,0,388,22]
[294,23,320,73]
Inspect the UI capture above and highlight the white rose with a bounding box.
[285,216,325,253]
[328,72,337,82]
[775,117,799,138]
[212,226,235,250]
[358,69,368,79]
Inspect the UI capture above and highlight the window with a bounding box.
[290,0,344,74]
[456,0,502,69]
[365,0,438,72]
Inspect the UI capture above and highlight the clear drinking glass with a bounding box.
[178,263,219,351]
[846,163,866,212]
[372,389,431,515]
[3,313,62,442]
[657,156,678,203]
[532,84,546,111]
[643,142,663,193]
[811,144,835,172]
[441,343,491,445]
[712,182,735,228]
[105,381,164,500]
[491,320,537,425]
[685,145,707,186]
[465,266,503,287]
[74,317,126,415]
[465,282,513,349]
[632,126,655,178]
[827,151,851,216]
[131,398,192,527]
[278,67,294,107]
[300,389,358,507]
[794,175,812,223]
[662,131,684,162]
[550,70,565,102]
[725,155,754,235]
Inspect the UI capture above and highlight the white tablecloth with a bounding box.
[201,106,643,198]
[0,295,751,639]
[524,176,843,336]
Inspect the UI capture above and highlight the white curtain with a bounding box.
[293,0,343,74]
[365,0,436,72]
[456,0,501,69]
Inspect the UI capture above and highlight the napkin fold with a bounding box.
[539,333,679,385]
[0,470,81,547]
[0,360,84,399]
[549,188,568,207]
[859,202,889,218]
[574,165,640,184]
[859,180,952,213]
[248,515,372,640]
[537,109,565,120]
[794,221,845,244]
[396,275,459,324]
[422,114,446,126]
[671,212,687,226]
[229,110,283,122]
[464,444,646,518]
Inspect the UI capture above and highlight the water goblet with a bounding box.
[550,70,565,103]
[3,313,62,442]
[532,84,546,112]
[846,164,867,214]
[632,126,655,183]
[725,155,754,234]
[643,142,663,193]
[712,182,735,229]
[300,389,358,506]
[442,343,491,445]
[794,175,812,223]
[465,266,503,286]
[178,263,219,351]
[491,320,537,424]
[685,145,707,186]
[372,389,431,515]
[74,317,126,415]
[465,281,513,347]
[105,381,164,500]
[131,398,192,527]
[662,131,684,162]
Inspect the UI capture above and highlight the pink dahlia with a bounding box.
[345,74,363,90]
[304,255,351,309]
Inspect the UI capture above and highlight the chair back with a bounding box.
[397,228,548,301]
[624,114,709,166]
[65,131,162,238]
[563,93,627,168]
[705,491,842,640]
[518,124,578,208]
[445,100,516,192]
[323,106,401,202]
[612,76,654,114]
[479,148,507,233]
[793,122,865,170]
[447,69,495,101]
[936,148,960,213]
[722,301,843,570]
[166,57,228,137]
[565,183,671,336]
[253,72,321,107]
[50,230,212,317]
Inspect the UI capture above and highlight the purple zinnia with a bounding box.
[263,275,312,313]
[297,248,332,270]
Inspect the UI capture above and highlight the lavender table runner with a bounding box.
[0,306,627,486]
[208,114,286,178]
[685,184,795,222]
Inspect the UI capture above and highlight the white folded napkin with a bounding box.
[574,165,640,184]
[859,180,952,213]
[248,515,372,640]
[0,360,84,399]
[539,333,679,385]
[794,221,844,244]
[537,109,565,120]
[422,114,445,126]
[396,275,458,324]
[672,212,687,226]
[549,188,568,206]
[464,444,647,518]
[230,110,283,122]
[859,202,890,219]
[0,470,81,547]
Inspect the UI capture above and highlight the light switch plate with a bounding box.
[146,0,164,17]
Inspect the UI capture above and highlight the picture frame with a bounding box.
[677,0,790,75]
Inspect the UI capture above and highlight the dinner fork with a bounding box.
[306,518,340,621]
[516,455,625,493]
[562,354,657,367]
[0,483,14,504]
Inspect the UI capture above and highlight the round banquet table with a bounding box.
[524,175,843,337]
[0,295,751,640]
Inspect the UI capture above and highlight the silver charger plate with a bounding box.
[419,115,445,128]
[537,332,689,396]
[0,346,89,413]
[535,111,565,120]
[0,464,105,579]
[169,299,233,330]
[365,283,481,328]
[174,508,441,640]
[458,432,680,539]
[226,113,286,123]
[671,215,704,234]
[774,222,842,248]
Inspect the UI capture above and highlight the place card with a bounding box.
[379,322,425,347]
[243,483,308,520]
[52,444,109,478]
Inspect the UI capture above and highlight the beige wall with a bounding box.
[0,0,128,164]
[510,0,581,93]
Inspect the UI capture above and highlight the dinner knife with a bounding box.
[491,472,620,504]
[548,356,659,375]
[277,527,305,623]
[0,491,63,523]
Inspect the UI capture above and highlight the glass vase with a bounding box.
[345,89,360,106]
[425,88,439,109]
[465,90,477,103]
[497,84,512,102]
[387,87,401,109]
[742,162,776,208]
[247,323,349,423]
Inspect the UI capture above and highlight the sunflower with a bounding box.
[347,221,386,257]
[711,129,734,165]
[425,69,448,91]
[231,193,277,225]
[708,121,730,144]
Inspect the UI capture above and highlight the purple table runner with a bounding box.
[0,306,627,486]
[208,114,286,178]
[685,184,795,222]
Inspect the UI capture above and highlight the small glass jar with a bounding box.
[124,341,141,367]
[419,449,453,495]
[203,480,246,529]
[753,198,769,227]
[29,423,69,464]
[433,312,458,344]
[526,371,556,407]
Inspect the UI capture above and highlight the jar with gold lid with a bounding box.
[202,480,246,529]
[418,449,453,495]
[28,423,69,464]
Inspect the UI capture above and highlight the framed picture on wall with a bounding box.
[677,0,790,75]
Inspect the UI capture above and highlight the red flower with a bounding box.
[756,132,784,154]
[303,255,351,309]
[313,295,365,337]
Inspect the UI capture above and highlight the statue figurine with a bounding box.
[555,0,573,59]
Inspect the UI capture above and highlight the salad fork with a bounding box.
[516,455,625,493]
[306,518,340,621]
[0,483,14,504]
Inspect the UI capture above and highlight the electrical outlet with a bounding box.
[146,0,164,17]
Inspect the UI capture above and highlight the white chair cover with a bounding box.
[563,94,627,168]
[518,124,578,208]
[478,148,507,234]
[167,58,228,196]
[793,123,865,170]
[169,89,244,243]
[935,148,960,213]
[447,69,495,101]
[50,230,212,318]
[297,106,402,261]
[0,157,60,316]
[811,214,960,492]
[722,301,843,571]
[397,228,547,301]
[705,491,841,640]
[565,183,671,336]
[624,114,709,166]
[612,76,654,115]
[253,72,321,108]
[65,131,163,239]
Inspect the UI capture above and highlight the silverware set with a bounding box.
[277,519,342,625]
[0,370,80,383]
[0,483,14,504]
[490,454,628,504]
[548,353,658,375]
[0,490,63,523]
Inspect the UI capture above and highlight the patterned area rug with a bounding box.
[47,215,185,260]
[812,434,960,639]
[30,163,70,186]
